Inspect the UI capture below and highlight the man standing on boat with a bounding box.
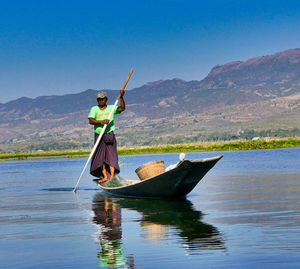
[88,90,125,183]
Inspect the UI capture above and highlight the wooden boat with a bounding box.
[97,155,223,199]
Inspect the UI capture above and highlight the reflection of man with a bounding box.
[93,196,134,268]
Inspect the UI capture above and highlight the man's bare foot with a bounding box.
[98,177,109,184]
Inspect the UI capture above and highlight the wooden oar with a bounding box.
[73,69,133,192]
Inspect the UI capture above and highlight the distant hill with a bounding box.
[1,48,300,150]
[203,48,300,87]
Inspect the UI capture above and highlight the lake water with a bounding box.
[0,148,300,268]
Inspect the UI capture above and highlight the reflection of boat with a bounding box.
[93,193,225,253]
[98,155,223,199]
[117,197,225,252]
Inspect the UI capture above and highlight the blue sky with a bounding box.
[1,0,300,103]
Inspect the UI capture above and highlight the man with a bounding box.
[88,90,125,183]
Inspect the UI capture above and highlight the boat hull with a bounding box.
[98,155,223,199]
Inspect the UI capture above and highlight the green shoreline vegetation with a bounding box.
[0,137,299,161]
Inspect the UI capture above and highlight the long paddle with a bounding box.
[73,69,133,192]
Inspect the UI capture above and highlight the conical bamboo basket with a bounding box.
[135,160,165,180]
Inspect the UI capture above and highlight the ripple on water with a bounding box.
[1,149,300,268]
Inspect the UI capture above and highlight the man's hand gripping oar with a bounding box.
[73,69,133,192]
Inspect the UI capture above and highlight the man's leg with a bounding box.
[109,166,115,180]
[98,164,109,183]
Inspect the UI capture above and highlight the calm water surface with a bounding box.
[0,148,300,268]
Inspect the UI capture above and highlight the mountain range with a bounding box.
[1,48,300,150]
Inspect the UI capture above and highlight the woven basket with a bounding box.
[135,160,165,180]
